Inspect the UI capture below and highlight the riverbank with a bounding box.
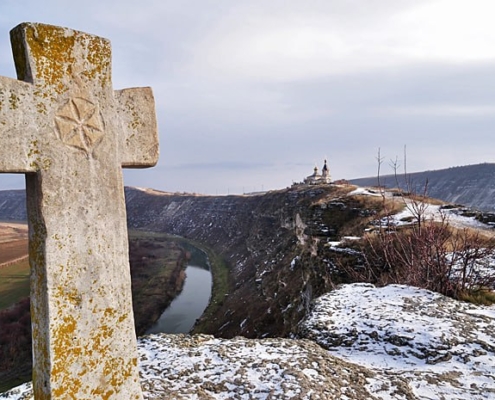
[191,246,230,334]
[0,229,228,392]
[128,230,190,335]
[146,264,212,334]
[139,234,231,335]
[0,231,192,392]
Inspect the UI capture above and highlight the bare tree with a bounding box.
[341,148,495,302]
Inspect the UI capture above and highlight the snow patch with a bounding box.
[301,283,495,399]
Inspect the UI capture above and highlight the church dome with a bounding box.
[303,159,331,185]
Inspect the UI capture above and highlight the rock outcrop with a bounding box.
[4,283,494,400]
[125,185,380,338]
[300,283,495,399]
[2,183,494,343]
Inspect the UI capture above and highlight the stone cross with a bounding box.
[0,23,158,399]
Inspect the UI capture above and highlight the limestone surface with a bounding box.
[3,284,494,400]
[0,23,158,399]
[300,283,495,399]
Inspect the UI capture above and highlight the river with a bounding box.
[145,247,212,334]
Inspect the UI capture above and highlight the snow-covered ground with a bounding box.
[301,283,495,400]
[349,186,494,232]
[0,334,382,400]
[391,201,491,231]
[3,283,494,400]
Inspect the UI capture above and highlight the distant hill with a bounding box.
[2,163,495,220]
[350,163,495,212]
[0,190,26,221]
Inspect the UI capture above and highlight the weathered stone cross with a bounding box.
[0,23,158,398]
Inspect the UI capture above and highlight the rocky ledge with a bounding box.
[3,283,494,399]
[300,283,495,399]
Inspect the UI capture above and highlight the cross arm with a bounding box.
[0,75,44,173]
[116,87,159,168]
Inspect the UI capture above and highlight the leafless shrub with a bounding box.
[343,148,495,303]
[0,297,32,373]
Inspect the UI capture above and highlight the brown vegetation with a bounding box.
[0,223,28,265]
[0,240,27,266]
[128,231,190,335]
[339,151,495,303]
[0,297,31,393]
[0,231,189,392]
[342,220,495,301]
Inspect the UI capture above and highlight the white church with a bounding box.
[303,159,331,185]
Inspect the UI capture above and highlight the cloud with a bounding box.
[395,0,495,62]
[169,161,273,171]
[186,0,495,82]
[1,0,495,195]
[376,105,495,117]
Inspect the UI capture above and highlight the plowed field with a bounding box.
[0,222,28,266]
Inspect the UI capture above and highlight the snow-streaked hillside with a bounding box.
[3,284,494,400]
[350,162,495,212]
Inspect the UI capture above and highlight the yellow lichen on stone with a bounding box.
[100,323,114,340]
[52,315,77,368]
[118,313,128,323]
[104,307,116,318]
[23,24,76,93]
[9,92,19,109]
[52,377,81,400]
[84,35,111,88]
[67,289,82,307]
[50,313,85,398]
[36,101,47,114]
[12,22,112,100]
[128,106,141,131]
[122,98,142,147]
[4,22,149,400]
[27,139,52,171]
[101,356,136,394]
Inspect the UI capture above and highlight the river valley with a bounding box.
[146,251,212,334]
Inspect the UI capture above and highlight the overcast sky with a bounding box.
[1,0,495,194]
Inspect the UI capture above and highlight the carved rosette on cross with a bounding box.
[54,94,105,156]
[0,23,159,399]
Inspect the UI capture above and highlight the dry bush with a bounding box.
[352,220,495,299]
[0,297,32,372]
[337,191,405,238]
[341,148,495,303]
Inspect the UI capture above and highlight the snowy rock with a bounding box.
[300,283,495,399]
[4,284,495,399]
[138,334,377,399]
[3,335,380,400]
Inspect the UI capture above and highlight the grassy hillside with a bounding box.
[0,259,30,310]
